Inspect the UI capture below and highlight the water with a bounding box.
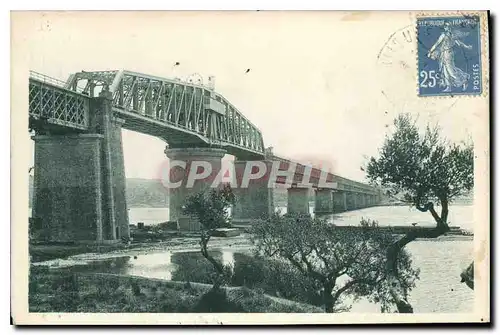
[34,241,473,313]
[128,208,169,226]
[32,204,475,232]
[327,205,474,231]
[128,205,475,313]
[34,205,474,313]
[130,205,474,231]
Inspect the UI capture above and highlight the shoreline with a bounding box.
[30,232,473,265]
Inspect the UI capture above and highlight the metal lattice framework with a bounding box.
[28,70,379,194]
[29,71,90,130]
[64,70,265,158]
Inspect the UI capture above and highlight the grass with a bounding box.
[172,252,325,308]
[29,266,323,313]
[29,244,127,263]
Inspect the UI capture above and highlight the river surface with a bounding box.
[130,204,474,231]
[34,205,475,313]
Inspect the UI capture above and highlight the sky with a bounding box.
[19,11,483,182]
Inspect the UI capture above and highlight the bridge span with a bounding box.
[29,70,381,242]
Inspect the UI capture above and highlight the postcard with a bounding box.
[11,10,490,325]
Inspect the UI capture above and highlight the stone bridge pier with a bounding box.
[333,191,348,213]
[31,91,129,242]
[287,187,310,214]
[165,147,226,230]
[232,160,274,223]
[314,189,334,214]
[345,192,356,210]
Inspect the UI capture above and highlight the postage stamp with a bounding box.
[11,11,490,325]
[417,15,482,97]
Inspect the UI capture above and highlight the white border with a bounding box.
[3,0,498,332]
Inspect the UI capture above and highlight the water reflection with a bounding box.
[34,239,474,313]
[126,252,173,280]
[69,249,238,282]
[222,250,235,269]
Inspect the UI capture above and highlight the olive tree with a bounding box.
[366,113,474,312]
[182,183,236,289]
[251,212,419,313]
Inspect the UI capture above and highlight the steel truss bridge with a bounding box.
[28,69,382,242]
[28,69,379,193]
[29,70,265,159]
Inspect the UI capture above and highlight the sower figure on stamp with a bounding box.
[427,22,473,92]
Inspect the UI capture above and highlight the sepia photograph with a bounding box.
[10,10,490,325]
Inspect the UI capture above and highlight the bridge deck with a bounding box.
[29,70,265,159]
[29,70,379,194]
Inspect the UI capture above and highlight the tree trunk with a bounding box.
[323,284,335,313]
[386,201,450,313]
[200,231,225,289]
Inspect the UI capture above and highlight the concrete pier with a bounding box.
[31,91,130,242]
[232,160,274,222]
[32,134,106,242]
[287,187,310,214]
[333,191,347,212]
[345,192,356,211]
[165,147,226,230]
[314,189,334,214]
[108,117,129,240]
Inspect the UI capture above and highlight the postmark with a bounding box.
[376,23,458,117]
[417,15,482,97]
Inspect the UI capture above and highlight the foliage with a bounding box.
[168,251,325,308]
[366,113,473,211]
[365,113,475,312]
[182,183,236,231]
[29,268,322,313]
[250,212,419,313]
[171,251,233,286]
[171,252,217,285]
[182,183,236,289]
[460,261,474,289]
[231,253,325,308]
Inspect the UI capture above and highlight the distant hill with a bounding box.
[125,178,168,208]
[28,176,473,209]
[29,176,168,208]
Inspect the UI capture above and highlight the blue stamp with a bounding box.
[417,15,482,96]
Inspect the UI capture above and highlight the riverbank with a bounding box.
[30,228,473,264]
[29,267,322,313]
[30,235,474,313]
[30,232,253,263]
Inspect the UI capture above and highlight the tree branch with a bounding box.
[200,232,224,282]
[416,201,447,227]
[331,278,378,305]
[313,245,332,272]
[386,219,450,312]
[300,252,326,283]
[286,255,308,276]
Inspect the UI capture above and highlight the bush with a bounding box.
[231,253,323,307]
[171,251,220,284]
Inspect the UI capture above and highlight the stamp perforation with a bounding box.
[415,11,489,99]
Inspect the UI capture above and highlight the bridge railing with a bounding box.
[29,71,87,94]
[29,74,90,130]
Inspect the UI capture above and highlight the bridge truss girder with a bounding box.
[65,70,265,158]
